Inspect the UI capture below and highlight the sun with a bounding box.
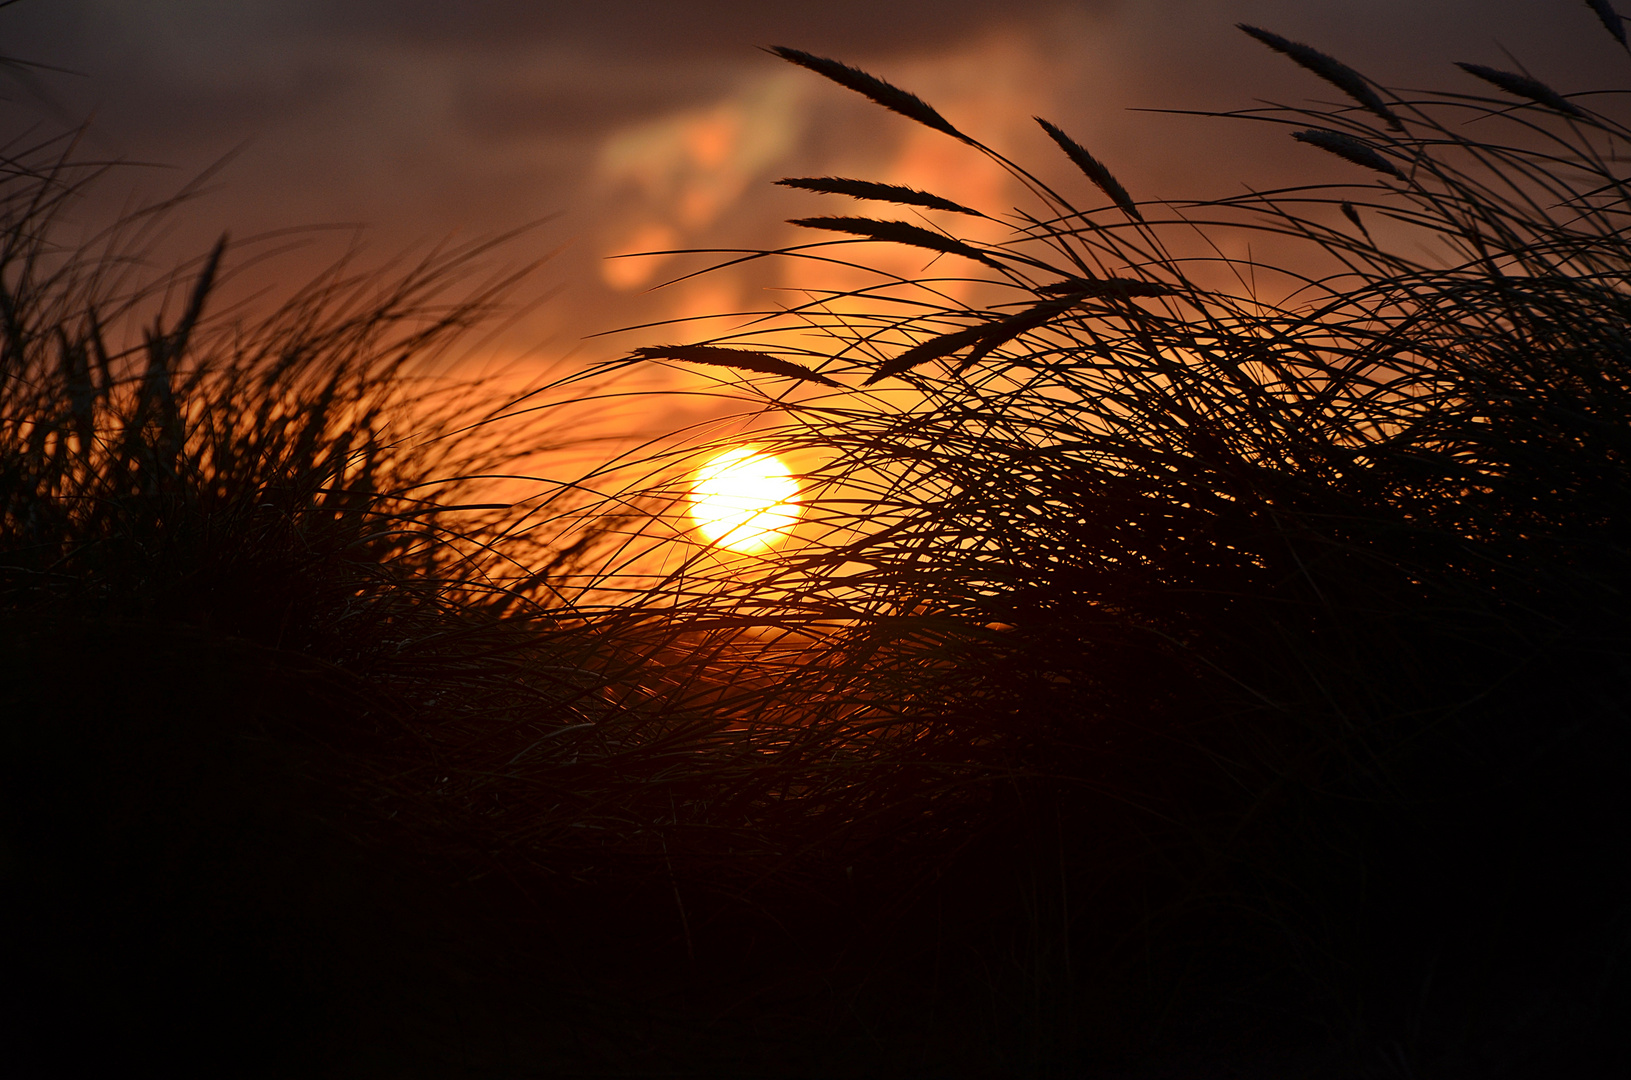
[689,446,802,552]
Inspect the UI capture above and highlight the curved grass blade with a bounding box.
[789,216,1006,269]
[1238,24,1404,130]
[633,344,839,387]
[1292,129,1404,178]
[1586,0,1629,53]
[1455,62,1586,118]
[1034,118,1141,220]
[768,46,967,141]
[775,177,985,217]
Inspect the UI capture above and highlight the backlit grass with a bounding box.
[4,16,1630,1079]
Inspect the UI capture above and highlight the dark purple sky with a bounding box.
[4,0,1624,382]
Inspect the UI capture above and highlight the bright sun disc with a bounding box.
[689,447,801,552]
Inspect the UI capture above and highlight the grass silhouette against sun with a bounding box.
[4,10,1631,1078]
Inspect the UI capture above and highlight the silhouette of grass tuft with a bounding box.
[582,25,1631,1074]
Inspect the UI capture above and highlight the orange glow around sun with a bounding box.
[689,447,801,552]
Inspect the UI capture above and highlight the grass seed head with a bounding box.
[633,344,839,387]
[867,323,996,384]
[1238,24,1405,130]
[1455,62,1587,118]
[775,176,986,217]
[1587,0,1629,52]
[768,46,968,142]
[788,215,1006,268]
[1034,117,1142,220]
[1292,128,1405,178]
[1340,200,1374,243]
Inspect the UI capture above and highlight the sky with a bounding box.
[3,0,1625,404]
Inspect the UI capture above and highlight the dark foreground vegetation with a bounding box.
[5,13,1631,1078]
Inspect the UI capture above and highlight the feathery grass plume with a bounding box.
[768,46,967,141]
[866,278,1178,382]
[952,280,1180,378]
[867,322,1008,384]
[1587,0,1629,52]
[1238,23,1404,129]
[1034,117,1142,219]
[1291,128,1405,178]
[633,344,839,386]
[775,176,985,216]
[1456,61,1587,118]
[788,215,1007,268]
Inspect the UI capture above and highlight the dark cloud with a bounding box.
[450,60,740,143]
[6,1,1616,161]
[1,0,1097,152]
[314,0,1095,57]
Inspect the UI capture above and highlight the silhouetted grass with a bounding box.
[0,97,1026,1080]
[4,14,1631,1080]
[592,16,1631,1076]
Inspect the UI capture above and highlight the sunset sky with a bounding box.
[5,0,1623,391]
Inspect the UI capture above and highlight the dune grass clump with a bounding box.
[0,104,1033,1079]
[0,128,608,1071]
[0,124,830,1072]
[601,16,1631,1074]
